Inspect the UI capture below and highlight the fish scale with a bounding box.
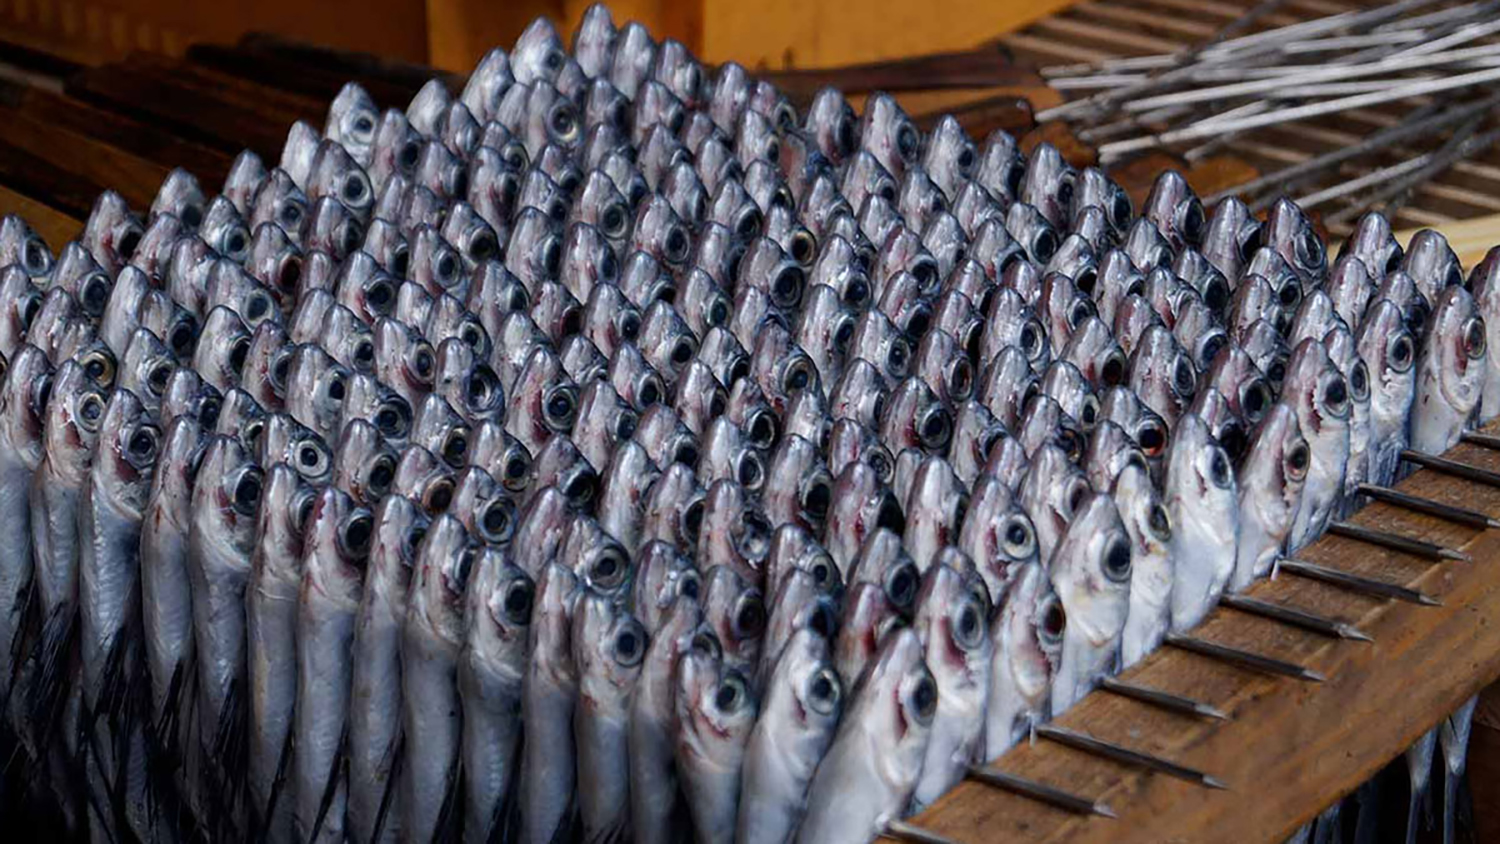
[0,5,1488,843]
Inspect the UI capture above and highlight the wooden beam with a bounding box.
[1394,214,1500,270]
[898,431,1500,843]
[0,184,80,249]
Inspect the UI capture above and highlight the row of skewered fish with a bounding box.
[0,5,1491,843]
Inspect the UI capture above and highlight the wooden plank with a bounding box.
[900,431,1500,843]
[759,49,1044,101]
[1032,16,1182,55]
[0,103,171,211]
[185,43,422,108]
[1068,1,1218,39]
[6,86,233,185]
[0,184,81,248]
[0,133,113,219]
[1395,213,1500,269]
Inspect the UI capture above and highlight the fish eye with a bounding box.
[127,424,161,463]
[441,428,470,467]
[1322,375,1349,416]
[146,361,174,397]
[411,345,436,382]
[590,545,629,590]
[543,384,578,430]
[886,338,910,378]
[23,238,50,274]
[550,104,580,143]
[352,338,376,370]
[1199,332,1227,370]
[784,357,814,394]
[80,273,111,315]
[1209,448,1232,487]
[1019,321,1044,360]
[502,577,533,624]
[1101,351,1127,387]
[1032,229,1057,263]
[615,408,638,441]
[1003,517,1035,558]
[1297,228,1325,270]
[296,440,330,477]
[453,546,477,589]
[1038,595,1065,645]
[280,201,305,231]
[391,246,411,279]
[358,446,389,492]
[18,291,41,330]
[565,468,598,505]
[1286,440,1310,480]
[618,308,642,341]
[82,350,117,387]
[228,338,251,375]
[1075,266,1098,296]
[1389,334,1414,371]
[1103,537,1132,582]
[423,476,455,513]
[896,122,920,163]
[269,351,292,392]
[1180,198,1206,246]
[1349,360,1369,400]
[1279,279,1303,310]
[802,477,832,521]
[343,174,369,207]
[613,621,646,666]
[198,395,221,428]
[1148,503,1171,540]
[909,672,937,723]
[715,673,748,713]
[1066,479,1088,516]
[1110,191,1132,230]
[1466,318,1487,359]
[771,265,804,309]
[663,226,690,266]
[600,204,629,239]
[886,562,919,609]
[351,113,375,139]
[232,466,264,515]
[737,450,764,490]
[955,599,985,649]
[374,398,412,439]
[867,447,894,485]
[502,451,531,491]
[806,668,841,715]
[1173,356,1196,397]
[843,276,871,309]
[1078,395,1098,429]
[948,358,973,400]
[734,592,766,639]
[1240,379,1270,422]
[478,497,516,544]
[919,406,952,451]
[341,512,374,558]
[835,117,857,156]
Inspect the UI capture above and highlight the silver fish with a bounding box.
[348,494,428,844]
[0,347,50,694]
[294,487,372,843]
[985,560,1062,757]
[519,562,581,844]
[796,627,934,844]
[1049,492,1131,714]
[1358,299,1417,486]
[573,590,646,843]
[1234,404,1307,592]
[399,514,470,843]
[458,543,531,844]
[676,647,757,844]
[246,463,316,841]
[911,563,991,810]
[1283,339,1351,549]
[1411,286,1486,455]
[1112,462,1172,668]
[737,628,841,844]
[1164,413,1238,631]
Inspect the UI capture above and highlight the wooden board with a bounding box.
[897,433,1500,842]
[0,184,81,248]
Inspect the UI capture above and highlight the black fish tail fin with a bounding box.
[23,602,76,756]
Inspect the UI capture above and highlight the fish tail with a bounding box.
[306,720,349,843]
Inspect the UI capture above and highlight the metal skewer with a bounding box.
[1164,632,1325,681]
[1462,431,1500,450]
[1098,676,1230,720]
[1401,449,1500,488]
[1218,593,1373,641]
[1326,521,1470,561]
[1356,483,1500,529]
[1035,725,1228,789]
[1275,557,1441,606]
[963,765,1117,817]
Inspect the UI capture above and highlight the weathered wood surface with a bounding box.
[896,434,1500,843]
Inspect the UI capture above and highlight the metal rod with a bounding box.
[1099,65,1500,159]
[1098,676,1230,720]
[1206,92,1500,202]
[1164,632,1325,681]
[1461,430,1500,450]
[1331,122,1499,225]
[1218,593,1373,641]
[1401,448,1500,488]
[1275,557,1441,605]
[1035,725,1228,789]
[885,820,964,844]
[1122,43,1500,114]
[1297,155,1434,209]
[1356,483,1500,529]
[964,765,1117,817]
[1326,522,1471,561]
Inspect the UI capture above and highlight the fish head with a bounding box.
[640,461,706,553]
[1400,229,1462,306]
[631,540,700,635]
[1423,286,1487,414]
[1141,170,1204,253]
[192,434,264,561]
[369,493,428,595]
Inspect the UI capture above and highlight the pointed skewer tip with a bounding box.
[1094,801,1119,819]
[1439,547,1472,561]
[1338,624,1375,643]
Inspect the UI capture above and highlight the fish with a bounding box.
[1164,413,1238,632]
[911,563,991,811]
[572,590,646,843]
[797,627,934,844]
[986,560,1062,757]
[186,434,263,836]
[675,646,757,844]
[1283,339,1351,550]
[347,494,427,844]
[1411,286,1486,455]
[1233,403,1308,591]
[1358,299,1418,486]
[245,463,315,841]
[519,562,581,844]
[0,347,50,697]
[737,627,841,844]
[458,546,532,844]
[399,514,471,844]
[293,487,372,843]
[1049,492,1131,714]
